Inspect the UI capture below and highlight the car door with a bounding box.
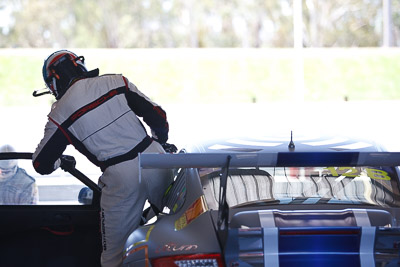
[0,152,102,267]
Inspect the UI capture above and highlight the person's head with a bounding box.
[0,144,18,180]
[42,50,98,100]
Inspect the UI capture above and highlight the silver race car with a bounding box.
[123,133,400,267]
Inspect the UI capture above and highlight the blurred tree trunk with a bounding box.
[383,0,393,47]
[185,0,198,47]
[98,0,120,48]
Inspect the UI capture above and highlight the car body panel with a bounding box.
[185,133,386,154]
[0,152,102,267]
[124,168,222,266]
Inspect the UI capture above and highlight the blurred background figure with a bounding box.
[0,144,38,205]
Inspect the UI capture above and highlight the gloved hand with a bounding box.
[161,143,178,153]
[60,155,76,171]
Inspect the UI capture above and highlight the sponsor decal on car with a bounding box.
[123,245,149,265]
[155,242,198,253]
[124,225,155,259]
[175,195,208,231]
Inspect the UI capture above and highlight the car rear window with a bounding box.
[200,166,400,209]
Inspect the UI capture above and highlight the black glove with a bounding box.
[60,155,76,171]
[162,143,178,153]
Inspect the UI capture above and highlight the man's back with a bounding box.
[48,74,148,162]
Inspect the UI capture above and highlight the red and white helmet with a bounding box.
[42,50,87,99]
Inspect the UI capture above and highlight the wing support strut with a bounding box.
[217,155,231,245]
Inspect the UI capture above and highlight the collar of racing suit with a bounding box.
[69,68,100,89]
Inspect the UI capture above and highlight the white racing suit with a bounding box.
[33,74,173,267]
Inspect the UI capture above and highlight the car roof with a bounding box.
[184,133,386,154]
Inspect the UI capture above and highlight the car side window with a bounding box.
[0,163,38,205]
[162,168,187,214]
[0,159,94,205]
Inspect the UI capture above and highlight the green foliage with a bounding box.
[304,50,400,101]
[1,48,399,107]
[0,51,52,106]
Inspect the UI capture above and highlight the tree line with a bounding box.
[0,0,399,48]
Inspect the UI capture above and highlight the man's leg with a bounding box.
[99,159,147,267]
[142,141,174,210]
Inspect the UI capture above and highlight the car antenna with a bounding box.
[288,130,295,150]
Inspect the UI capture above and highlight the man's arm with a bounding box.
[32,119,69,175]
[123,77,169,143]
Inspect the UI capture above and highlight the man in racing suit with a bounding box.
[32,50,174,267]
[0,144,38,205]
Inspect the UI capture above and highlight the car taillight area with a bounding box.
[152,253,225,267]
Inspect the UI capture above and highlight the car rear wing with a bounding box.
[139,151,400,241]
[139,151,400,169]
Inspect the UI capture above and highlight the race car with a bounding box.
[123,133,400,267]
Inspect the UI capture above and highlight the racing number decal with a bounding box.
[325,167,359,178]
[365,168,391,180]
[324,167,391,181]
